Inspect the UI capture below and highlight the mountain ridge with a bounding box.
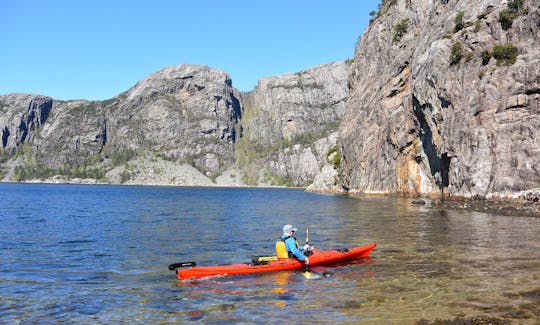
[1,0,538,204]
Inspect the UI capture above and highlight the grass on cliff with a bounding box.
[499,0,528,30]
[449,42,464,65]
[326,145,341,170]
[0,148,10,164]
[453,11,465,33]
[492,43,518,66]
[392,18,409,43]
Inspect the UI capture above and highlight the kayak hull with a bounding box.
[176,242,376,280]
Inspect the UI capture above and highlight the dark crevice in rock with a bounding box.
[525,88,540,95]
[18,120,28,143]
[2,127,9,148]
[438,95,452,108]
[230,92,242,143]
[32,97,53,124]
[412,95,451,191]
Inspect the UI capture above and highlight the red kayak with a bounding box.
[170,243,376,280]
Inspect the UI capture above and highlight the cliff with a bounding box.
[0,63,347,187]
[336,0,539,199]
[237,61,348,186]
[1,0,538,200]
[0,65,242,185]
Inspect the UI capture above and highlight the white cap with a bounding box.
[283,224,297,234]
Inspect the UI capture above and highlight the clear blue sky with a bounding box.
[0,1,380,101]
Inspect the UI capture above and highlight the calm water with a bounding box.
[1,183,539,324]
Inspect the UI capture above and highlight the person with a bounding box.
[279,224,309,265]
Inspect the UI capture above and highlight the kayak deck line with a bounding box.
[173,242,376,280]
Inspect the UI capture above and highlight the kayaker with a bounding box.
[277,224,309,265]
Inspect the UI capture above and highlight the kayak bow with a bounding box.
[173,242,376,280]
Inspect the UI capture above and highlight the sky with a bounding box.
[0,1,380,101]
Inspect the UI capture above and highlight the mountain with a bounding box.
[0,62,348,187]
[1,0,538,201]
[319,0,538,199]
[0,65,242,185]
[237,61,349,186]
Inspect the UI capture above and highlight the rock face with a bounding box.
[1,1,538,199]
[36,99,108,169]
[339,0,540,198]
[238,61,348,186]
[1,62,347,186]
[0,94,53,150]
[107,65,242,177]
[245,61,348,146]
[0,65,242,181]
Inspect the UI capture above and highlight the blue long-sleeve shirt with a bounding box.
[281,235,307,261]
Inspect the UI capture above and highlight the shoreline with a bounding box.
[430,197,540,218]
[2,180,538,217]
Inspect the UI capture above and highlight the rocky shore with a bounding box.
[414,189,540,218]
[431,198,540,218]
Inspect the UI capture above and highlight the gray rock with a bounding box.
[2,2,538,199]
[240,62,349,186]
[108,64,242,175]
[339,0,540,199]
[0,94,53,150]
[1,65,242,179]
[245,61,348,146]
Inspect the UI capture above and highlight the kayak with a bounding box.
[171,242,376,280]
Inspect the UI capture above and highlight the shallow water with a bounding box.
[1,184,539,324]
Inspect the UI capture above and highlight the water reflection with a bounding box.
[1,184,539,324]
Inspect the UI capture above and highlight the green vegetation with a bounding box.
[474,20,481,32]
[478,69,486,79]
[263,170,295,187]
[449,42,464,65]
[326,145,341,170]
[12,163,107,182]
[454,11,465,33]
[499,9,520,30]
[508,0,527,12]
[392,18,409,43]
[499,0,527,30]
[369,10,377,24]
[0,148,10,164]
[102,145,138,166]
[371,0,398,21]
[481,50,492,65]
[479,43,518,67]
[119,169,131,183]
[381,0,397,9]
[492,43,518,66]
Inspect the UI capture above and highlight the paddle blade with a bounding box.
[168,262,196,270]
[303,271,316,279]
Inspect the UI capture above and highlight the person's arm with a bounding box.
[285,237,307,261]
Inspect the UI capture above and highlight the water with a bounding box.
[1,183,539,324]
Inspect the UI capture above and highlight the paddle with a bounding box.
[304,265,333,278]
[168,261,196,270]
[302,227,333,278]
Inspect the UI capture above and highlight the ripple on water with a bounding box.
[1,184,539,324]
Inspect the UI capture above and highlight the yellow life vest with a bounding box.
[275,240,288,258]
[275,236,299,259]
